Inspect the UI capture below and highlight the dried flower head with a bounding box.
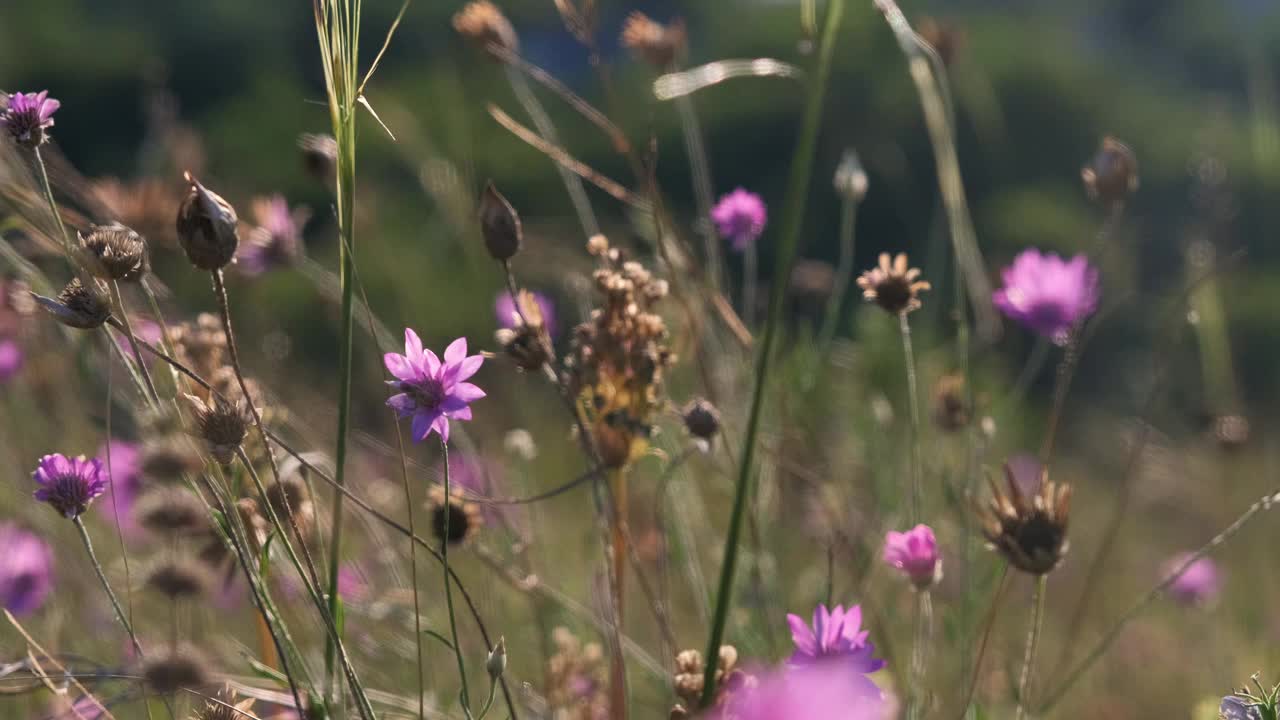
[992,249,1099,344]
[621,12,687,69]
[673,645,741,709]
[176,172,239,271]
[184,394,252,465]
[856,252,930,315]
[494,290,555,371]
[479,182,522,261]
[833,148,869,202]
[145,560,212,599]
[429,485,482,545]
[138,441,203,484]
[192,685,255,720]
[1,91,60,147]
[1082,136,1139,208]
[32,453,107,519]
[143,647,212,695]
[931,372,970,432]
[238,195,309,276]
[298,133,338,186]
[978,461,1072,575]
[0,522,54,616]
[135,488,209,537]
[453,1,519,56]
[681,398,721,446]
[33,277,111,329]
[564,236,675,468]
[548,627,609,719]
[386,331,486,443]
[77,223,148,281]
[711,188,767,252]
[264,477,314,539]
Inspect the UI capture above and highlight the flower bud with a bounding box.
[486,637,508,680]
[479,182,522,261]
[176,172,239,270]
[833,149,868,202]
[1081,137,1139,208]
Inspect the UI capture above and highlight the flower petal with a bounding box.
[443,337,468,365]
[404,328,424,365]
[450,382,486,403]
[412,410,440,443]
[432,415,451,444]
[445,355,484,384]
[384,352,417,382]
[386,393,416,415]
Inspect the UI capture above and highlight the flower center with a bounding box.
[408,377,446,410]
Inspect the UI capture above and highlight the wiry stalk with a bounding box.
[907,590,934,720]
[674,91,721,291]
[699,0,845,706]
[899,312,924,523]
[816,195,859,356]
[74,516,145,659]
[440,439,474,717]
[1015,576,1048,719]
[396,421,426,720]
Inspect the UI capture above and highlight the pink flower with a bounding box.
[1162,552,1221,606]
[992,249,1100,344]
[883,524,941,589]
[787,603,884,675]
[715,661,888,720]
[0,523,53,616]
[1,90,60,147]
[0,338,22,382]
[711,188,767,251]
[385,330,485,444]
[32,453,107,519]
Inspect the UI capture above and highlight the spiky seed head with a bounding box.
[429,485,482,545]
[977,462,1072,575]
[33,278,111,329]
[78,223,148,281]
[184,394,251,465]
[139,441,203,483]
[856,252,931,315]
[681,398,721,443]
[192,685,255,720]
[620,12,687,69]
[1082,136,1139,208]
[176,172,239,270]
[453,1,519,56]
[145,560,212,599]
[478,182,522,261]
[136,488,209,536]
[143,647,212,695]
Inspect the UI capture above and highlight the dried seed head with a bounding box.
[142,647,212,695]
[264,476,314,538]
[833,148,868,202]
[34,278,111,330]
[78,223,148,281]
[931,372,970,432]
[192,685,256,720]
[429,485,482,545]
[479,182,522,261]
[135,488,209,536]
[453,1,519,56]
[145,559,212,599]
[185,394,252,465]
[977,461,1072,575]
[856,252,931,315]
[620,12,686,69]
[298,133,338,186]
[672,645,739,708]
[1082,137,1139,209]
[176,172,239,270]
[681,398,721,444]
[139,441,203,483]
[495,290,554,371]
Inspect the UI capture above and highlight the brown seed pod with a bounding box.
[478,182,522,261]
[176,172,239,271]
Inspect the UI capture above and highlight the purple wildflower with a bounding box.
[97,441,144,539]
[787,603,885,675]
[0,338,22,382]
[385,330,486,444]
[715,661,888,720]
[495,290,557,337]
[238,195,310,276]
[711,188,767,251]
[883,524,941,589]
[1,91,60,147]
[1162,552,1221,606]
[1220,695,1264,720]
[992,249,1100,344]
[336,565,370,603]
[0,523,54,616]
[32,453,108,519]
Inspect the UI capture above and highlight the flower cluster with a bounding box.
[563,235,674,468]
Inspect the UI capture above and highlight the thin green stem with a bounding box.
[440,439,474,718]
[396,419,427,720]
[743,241,758,328]
[816,197,859,355]
[698,0,845,706]
[31,146,73,257]
[74,517,145,658]
[110,282,160,405]
[1015,576,1048,720]
[899,311,924,523]
[907,590,934,720]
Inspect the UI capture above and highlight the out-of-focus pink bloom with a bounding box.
[883,524,941,589]
[993,249,1100,344]
[711,188,767,251]
[495,289,557,336]
[0,338,22,382]
[0,523,53,616]
[713,661,888,720]
[1162,552,1221,606]
[97,441,144,538]
[787,603,884,675]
